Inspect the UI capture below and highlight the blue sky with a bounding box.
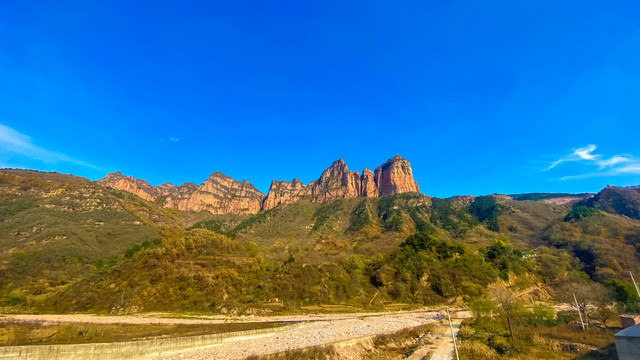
[1,1,639,197]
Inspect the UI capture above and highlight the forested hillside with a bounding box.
[2,170,640,316]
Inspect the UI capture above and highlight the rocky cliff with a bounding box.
[306,159,361,203]
[360,168,377,198]
[374,155,420,196]
[262,179,307,210]
[98,155,421,214]
[96,172,158,202]
[98,171,264,215]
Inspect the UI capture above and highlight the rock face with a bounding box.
[262,179,307,211]
[98,171,264,215]
[374,155,420,196]
[306,159,361,203]
[98,155,421,214]
[173,172,264,215]
[96,172,158,202]
[360,168,377,198]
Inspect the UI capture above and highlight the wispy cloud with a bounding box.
[159,137,180,143]
[0,123,98,169]
[547,144,640,180]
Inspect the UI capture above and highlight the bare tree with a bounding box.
[491,287,517,339]
[557,281,611,330]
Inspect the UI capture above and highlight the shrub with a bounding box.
[564,205,597,221]
[458,340,499,360]
[469,196,501,231]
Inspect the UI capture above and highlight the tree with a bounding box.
[491,287,518,339]
[557,281,611,330]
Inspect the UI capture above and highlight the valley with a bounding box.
[1,158,639,359]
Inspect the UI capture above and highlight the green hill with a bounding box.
[582,186,640,220]
[3,169,640,316]
[0,170,182,311]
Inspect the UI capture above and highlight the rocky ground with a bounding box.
[0,310,472,359]
[160,312,442,360]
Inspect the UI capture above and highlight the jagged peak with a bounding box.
[328,158,347,169]
[99,171,150,185]
[101,171,125,179]
[208,171,227,178]
[268,178,306,188]
[98,155,419,214]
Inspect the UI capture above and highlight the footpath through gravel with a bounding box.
[161,311,442,360]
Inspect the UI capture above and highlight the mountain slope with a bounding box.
[4,168,640,316]
[0,170,182,310]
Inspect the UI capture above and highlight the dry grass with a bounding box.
[245,345,338,360]
[458,340,500,359]
[0,320,284,346]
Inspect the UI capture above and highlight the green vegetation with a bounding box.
[509,193,591,201]
[584,186,640,220]
[124,238,162,258]
[429,198,476,237]
[564,205,597,221]
[470,196,502,231]
[459,291,618,359]
[3,168,640,336]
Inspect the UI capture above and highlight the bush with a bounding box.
[469,196,501,231]
[458,340,499,360]
[564,205,597,221]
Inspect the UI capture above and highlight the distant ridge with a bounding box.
[97,155,420,215]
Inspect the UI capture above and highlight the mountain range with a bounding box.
[97,155,420,214]
[2,157,640,316]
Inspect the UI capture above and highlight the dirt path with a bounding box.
[428,319,462,360]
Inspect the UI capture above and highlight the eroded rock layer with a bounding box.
[98,155,421,214]
[99,172,264,215]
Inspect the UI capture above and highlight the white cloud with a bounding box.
[169,137,179,142]
[0,123,98,169]
[548,144,640,180]
[547,144,599,169]
[616,164,640,175]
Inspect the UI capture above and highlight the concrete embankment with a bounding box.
[0,323,302,360]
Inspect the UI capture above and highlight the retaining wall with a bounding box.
[0,323,302,360]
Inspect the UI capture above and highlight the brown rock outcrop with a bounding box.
[262,179,307,210]
[98,171,264,215]
[96,172,158,202]
[374,155,420,196]
[360,168,377,198]
[98,155,421,215]
[172,172,264,215]
[306,159,361,202]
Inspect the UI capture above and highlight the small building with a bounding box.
[615,323,640,360]
[620,314,640,329]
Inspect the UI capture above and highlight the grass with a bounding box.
[458,320,618,360]
[246,345,338,360]
[298,304,358,312]
[0,320,286,346]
